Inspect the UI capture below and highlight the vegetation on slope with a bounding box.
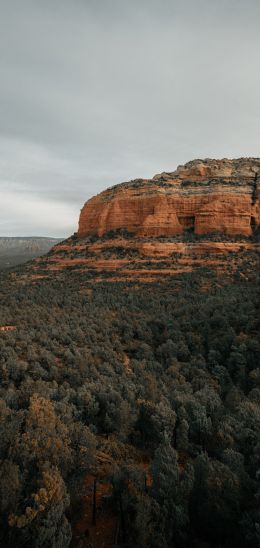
[0,266,259,547]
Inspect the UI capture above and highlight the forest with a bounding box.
[0,265,259,547]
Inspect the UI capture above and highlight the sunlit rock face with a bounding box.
[28,158,259,284]
[78,158,260,238]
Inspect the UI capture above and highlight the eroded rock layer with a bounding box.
[24,158,259,284]
[78,158,260,238]
[33,237,259,284]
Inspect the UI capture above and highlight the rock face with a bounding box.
[78,158,260,238]
[27,158,259,284]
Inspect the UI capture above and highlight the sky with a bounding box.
[0,0,260,237]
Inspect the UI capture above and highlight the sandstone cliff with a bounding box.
[78,158,260,238]
[27,158,259,283]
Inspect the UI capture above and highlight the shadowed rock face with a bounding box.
[78,158,260,238]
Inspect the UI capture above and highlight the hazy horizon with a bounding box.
[0,235,63,239]
[1,0,260,237]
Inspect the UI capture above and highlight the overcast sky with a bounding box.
[0,0,259,236]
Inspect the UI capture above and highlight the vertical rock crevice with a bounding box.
[250,172,259,233]
[252,172,258,205]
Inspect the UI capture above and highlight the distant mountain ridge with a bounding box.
[0,237,63,269]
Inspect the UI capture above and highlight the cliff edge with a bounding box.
[78,158,260,238]
[28,158,260,283]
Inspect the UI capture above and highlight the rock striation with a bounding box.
[78,158,260,238]
[27,158,260,283]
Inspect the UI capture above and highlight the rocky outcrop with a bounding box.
[25,158,259,284]
[78,158,260,238]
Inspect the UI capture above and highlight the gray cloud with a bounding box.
[0,0,260,236]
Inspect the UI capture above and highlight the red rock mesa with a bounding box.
[78,158,260,238]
